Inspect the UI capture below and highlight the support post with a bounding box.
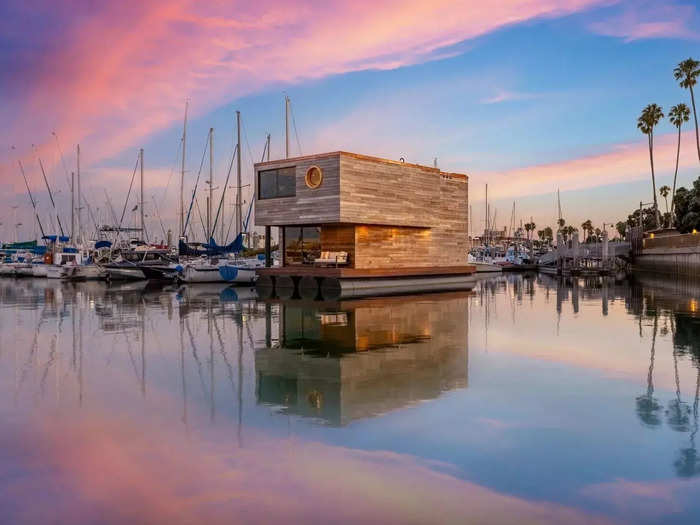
[264,225,271,267]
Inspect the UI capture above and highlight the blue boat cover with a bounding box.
[179,233,245,257]
[218,265,239,282]
[95,240,112,249]
[204,233,244,254]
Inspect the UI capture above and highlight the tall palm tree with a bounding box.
[544,226,553,243]
[638,104,664,229]
[669,103,691,217]
[527,221,536,240]
[581,219,593,241]
[674,58,700,163]
[616,221,627,239]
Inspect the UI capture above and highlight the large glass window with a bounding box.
[284,226,321,265]
[258,167,296,199]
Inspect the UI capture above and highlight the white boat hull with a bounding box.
[473,262,503,273]
[46,265,76,280]
[31,265,49,277]
[0,265,16,277]
[73,265,106,281]
[13,264,34,277]
[179,265,226,283]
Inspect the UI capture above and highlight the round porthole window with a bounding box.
[305,165,323,189]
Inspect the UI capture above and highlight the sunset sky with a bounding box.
[1,0,699,241]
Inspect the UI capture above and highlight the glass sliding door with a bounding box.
[283,226,321,265]
[302,227,321,263]
[283,226,302,265]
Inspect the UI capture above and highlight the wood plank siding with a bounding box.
[254,151,469,270]
[255,154,341,225]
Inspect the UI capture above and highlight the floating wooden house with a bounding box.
[255,151,475,299]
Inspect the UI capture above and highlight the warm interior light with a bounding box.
[693,229,698,235]
[649,233,655,239]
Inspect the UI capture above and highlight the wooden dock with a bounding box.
[539,232,631,276]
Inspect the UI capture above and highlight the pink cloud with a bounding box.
[471,129,700,200]
[1,409,618,524]
[588,1,699,41]
[1,0,608,185]
[580,477,700,518]
[481,89,540,104]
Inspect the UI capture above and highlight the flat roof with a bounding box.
[254,151,468,181]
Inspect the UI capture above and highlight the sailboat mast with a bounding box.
[38,156,64,236]
[285,96,290,159]
[71,172,75,240]
[266,133,271,161]
[76,145,81,243]
[236,110,242,237]
[17,159,45,238]
[557,188,562,223]
[485,184,488,244]
[180,101,189,237]
[209,128,214,240]
[219,128,224,242]
[140,148,145,240]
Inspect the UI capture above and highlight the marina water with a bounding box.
[1,273,699,524]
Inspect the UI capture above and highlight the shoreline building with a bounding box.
[254,151,475,299]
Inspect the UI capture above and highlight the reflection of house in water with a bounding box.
[255,293,469,426]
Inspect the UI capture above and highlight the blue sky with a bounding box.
[1,0,699,240]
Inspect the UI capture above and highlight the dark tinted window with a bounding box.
[259,170,277,199]
[259,167,296,199]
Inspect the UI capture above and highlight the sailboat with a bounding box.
[179,111,259,284]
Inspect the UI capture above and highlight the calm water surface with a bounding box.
[1,273,699,524]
